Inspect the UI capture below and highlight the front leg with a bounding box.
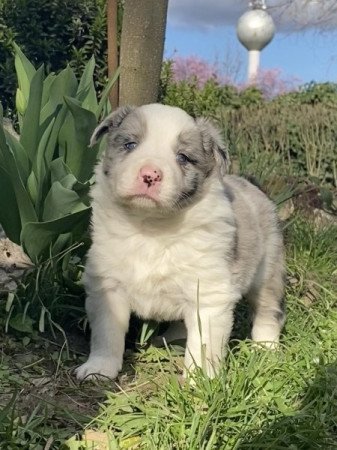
[76,282,130,380]
[184,304,234,378]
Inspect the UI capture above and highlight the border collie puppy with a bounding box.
[76,104,285,380]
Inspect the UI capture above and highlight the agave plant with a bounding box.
[0,44,119,263]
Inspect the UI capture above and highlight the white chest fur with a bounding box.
[86,187,238,322]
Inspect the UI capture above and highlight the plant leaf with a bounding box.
[15,88,27,115]
[49,157,71,184]
[96,67,120,120]
[60,97,98,182]
[34,117,55,184]
[9,313,34,333]
[20,65,45,163]
[42,181,87,222]
[4,131,30,183]
[40,66,78,127]
[0,144,37,230]
[13,43,36,103]
[21,207,91,260]
[49,66,78,107]
[27,170,38,204]
[41,72,56,109]
[0,103,9,166]
[77,55,98,111]
[0,166,22,242]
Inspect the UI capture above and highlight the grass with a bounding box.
[64,219,336,450]
[62,219,337,450]
[2,63,337,448]
[1,216,336,449]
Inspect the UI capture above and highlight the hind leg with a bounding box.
[248,271,285,348]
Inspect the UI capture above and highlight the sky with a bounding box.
[164,0,337,85]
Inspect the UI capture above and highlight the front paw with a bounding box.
[75,355,122,380]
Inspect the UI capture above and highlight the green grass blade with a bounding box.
[0,392,18,424]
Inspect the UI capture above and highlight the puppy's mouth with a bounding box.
[130,193,157,201]
[124,193,161,207]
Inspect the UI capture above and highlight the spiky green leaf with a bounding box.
[21,208,91,260]
[0,166,22,242]
[13,43,36,103]
[20,65,45,163]
[42,181,87,222]
[60,97,98,182]
[77,55,98,111]
[96,67,120,119]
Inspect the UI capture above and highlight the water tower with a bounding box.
[236,0,275,83]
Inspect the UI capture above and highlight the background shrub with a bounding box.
[0,47,118,262]
[0,47,119,333]
[219,102,337,186]
[160,62,337,187]
[0,0,109,113]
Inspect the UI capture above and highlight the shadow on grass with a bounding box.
[0,324,142,449]
[239,361,337,449]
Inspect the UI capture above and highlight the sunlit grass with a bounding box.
[69,220,337,449]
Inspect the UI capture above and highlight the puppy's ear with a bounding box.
[196,118,230,179]
[90,105,135,147]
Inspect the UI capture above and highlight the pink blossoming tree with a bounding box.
[170,55,300,98]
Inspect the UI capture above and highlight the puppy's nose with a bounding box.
[139,166,163,187]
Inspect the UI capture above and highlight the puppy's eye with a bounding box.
[124,142,137,151]
[176,153,190,165]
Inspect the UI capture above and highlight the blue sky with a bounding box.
[165,1,337,85]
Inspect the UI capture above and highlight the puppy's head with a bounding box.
[91,104,229,214]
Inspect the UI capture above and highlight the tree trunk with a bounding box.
[107,0,119,109]
[119,0,168,106]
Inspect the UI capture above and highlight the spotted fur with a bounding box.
[76,104,285,380]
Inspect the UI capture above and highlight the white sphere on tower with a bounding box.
[236,2,275,83]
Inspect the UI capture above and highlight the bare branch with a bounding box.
[268,0,337,30]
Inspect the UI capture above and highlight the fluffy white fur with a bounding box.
[76,104,285,380]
